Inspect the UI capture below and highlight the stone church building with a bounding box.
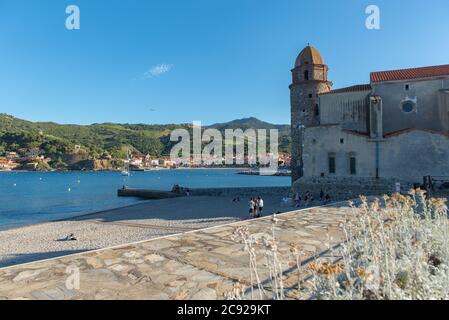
[290,45,449,197]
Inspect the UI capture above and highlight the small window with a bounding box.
[350,156,356,175]
[340,138,344,144]
[401,100,415,113]
[405,84,410,91]
[328,154,336,174]
[309,94,313,98]
[304,70,309,80]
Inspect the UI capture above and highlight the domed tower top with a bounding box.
[290,44,331,85]
[294,44,324,67]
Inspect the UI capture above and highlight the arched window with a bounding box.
[304,70,309,80]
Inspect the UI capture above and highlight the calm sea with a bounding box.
[0,169,290,229]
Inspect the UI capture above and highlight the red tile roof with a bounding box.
[320,84,371,95]
[371,64,449,83]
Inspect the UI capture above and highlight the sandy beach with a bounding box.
[0,194,297,268]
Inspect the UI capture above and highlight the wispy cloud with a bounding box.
[143,64,174,79]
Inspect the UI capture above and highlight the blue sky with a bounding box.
[0,0,448,125]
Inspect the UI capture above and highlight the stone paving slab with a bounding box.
[0,202,354,300]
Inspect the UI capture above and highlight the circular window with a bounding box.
[401,101,415,113]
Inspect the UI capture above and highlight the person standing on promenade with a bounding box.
[295,193,301,208]
[305,191,313,207]
[324,194,331,205]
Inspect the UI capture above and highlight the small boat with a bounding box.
[121,150,131,176]
[121,170,130,176]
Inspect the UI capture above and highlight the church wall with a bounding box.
[302,125,376,178]
[319,90,370,132]
[372,77,449,134]
[302,125,449,183]
[380,130,449,181]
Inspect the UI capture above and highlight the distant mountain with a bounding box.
[208,117,291,154]
[0,114,291,168]
[208,117,290,132]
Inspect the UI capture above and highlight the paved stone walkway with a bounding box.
[0,203,353,300]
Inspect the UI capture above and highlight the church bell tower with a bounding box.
[290,44,332,183]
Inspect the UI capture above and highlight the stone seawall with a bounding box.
[293,177,415,201]
[190,186,292,198]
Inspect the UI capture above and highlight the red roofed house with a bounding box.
[290,45,449,197]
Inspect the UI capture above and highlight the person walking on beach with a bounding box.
[254,198,259,218]
[248,198,255,218]
[257,197,264,217]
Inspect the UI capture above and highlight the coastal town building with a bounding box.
[5,152,19,161]
[0,158,19,170]
[290,44,449,196]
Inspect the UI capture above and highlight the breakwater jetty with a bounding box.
[237,169,291,176]
[118,186,293,200]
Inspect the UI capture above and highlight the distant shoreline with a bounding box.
[0,167,281,173]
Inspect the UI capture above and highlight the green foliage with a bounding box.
[0,114,292,166]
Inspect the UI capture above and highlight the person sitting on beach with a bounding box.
[62,233,77,241]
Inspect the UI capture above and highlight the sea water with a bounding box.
[0,169,289,229]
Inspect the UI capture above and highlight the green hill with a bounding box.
[0,114,291,168]
[208,117,291,153]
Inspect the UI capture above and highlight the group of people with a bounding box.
[171,184,191,196]
[248,197,264,218]
[294,189,331,208]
